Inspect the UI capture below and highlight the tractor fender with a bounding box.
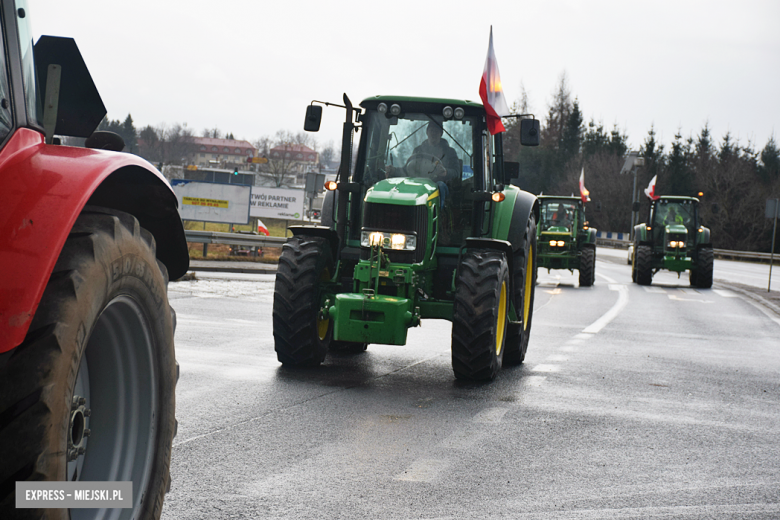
[288,225,340,262]
[504,187,539,255]
[696,226,711,246]
[584,227,598,245]
[634,223,649,244]
[0,128,188,354]
[320,189,337,230]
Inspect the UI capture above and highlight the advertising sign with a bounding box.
[172,180,251,224]
[250,187,305,220]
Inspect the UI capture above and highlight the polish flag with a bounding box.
[479,27,510,135]
[257,219,270,236]
[579,168,590,202]
[644,175,660,200]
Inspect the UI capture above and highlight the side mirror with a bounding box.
[304,105,322,132]
[520,118,540,147]
[632,201,641,212]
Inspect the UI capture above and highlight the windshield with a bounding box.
[652,200,697,232]
[358,111,479,188]
[540,200,578,232]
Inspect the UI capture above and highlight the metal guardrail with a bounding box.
[184,230,776,264]
[713,249,776,262]
[184,230,287,247]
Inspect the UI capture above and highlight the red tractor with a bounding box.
[0,3,188,518]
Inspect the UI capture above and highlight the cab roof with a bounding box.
[361,95,484,109]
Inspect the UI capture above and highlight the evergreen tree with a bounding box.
[121,114,138,153]
[757,136,779,183]
[667,131,693,195]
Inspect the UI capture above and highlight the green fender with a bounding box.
[695,225,711,246]
[492,185,539,252]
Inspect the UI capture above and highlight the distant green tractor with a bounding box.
[536,196,597,286]
[632,195,713,287]
[272,95,542,380]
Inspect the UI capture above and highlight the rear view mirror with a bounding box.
[304,105,322,132]
[520,118,540,147]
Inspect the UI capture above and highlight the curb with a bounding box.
[714,280,780,318]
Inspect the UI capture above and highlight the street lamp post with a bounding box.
[620,151,645,241]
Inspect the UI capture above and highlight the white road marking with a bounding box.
[472,407,510,423]
[531,364,560,373]
[522,375,547,387]
[573,333,593,340]
[713,289,738,298]
[395,459,449,482]
[643,286,667,293]
[668,294,713,303]
[545,354,569,362]
[439,429,484,450]
[582,284,629,334]
[559,346,580,352]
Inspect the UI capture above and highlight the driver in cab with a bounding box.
[385,123,460,182]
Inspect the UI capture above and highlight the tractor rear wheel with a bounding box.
[636,245,654,286]
[694,247,714,289]
[0,206,177,520]
[273,236,333,366]
[451,250,510,380]
[579,246,596,287]
[504,214,537,365]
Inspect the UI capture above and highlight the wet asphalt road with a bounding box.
[162,250,780,519]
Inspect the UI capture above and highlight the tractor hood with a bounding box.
[365,177,439,206]
[664,224,688,235]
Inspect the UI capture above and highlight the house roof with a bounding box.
[193,137,256,153]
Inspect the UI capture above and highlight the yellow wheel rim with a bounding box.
[316,267,331,340]
[496,281,507,355]
[523,244,533,330]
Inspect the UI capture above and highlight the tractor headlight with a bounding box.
[549,240,565,247]
[361,231,416,251]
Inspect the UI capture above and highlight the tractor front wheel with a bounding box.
[693,247,714,289]
[0,206,177,520]
[579,246,596,287]
[273,236,333,366]
[504,214,537,365]
[636,245,653,285]
[451,250,510,380]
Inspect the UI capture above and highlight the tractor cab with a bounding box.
[648,197,699,254]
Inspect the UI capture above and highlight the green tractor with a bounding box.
[536,196,597,286]
[272,95,541,380]
[632,195,713,287]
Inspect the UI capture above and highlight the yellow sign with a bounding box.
[247,157,268,164]
[182,197,229,209]
[186,165,198,170]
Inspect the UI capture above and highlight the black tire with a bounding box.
[451,250,510,380]
[636,245,653,286]
[694,247,714,289]
[0,206,177,520]
[579,246,596,287]
[505,214,537,365]
[273,236,333,366]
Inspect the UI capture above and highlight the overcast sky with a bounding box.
[32,0,779,154]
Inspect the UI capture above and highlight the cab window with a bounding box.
[15,0,38,125]
[0,9,13,141]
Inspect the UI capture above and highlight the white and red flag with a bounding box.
[479,27,510,135]
[579,167,590,202]
[644,175,660,200]
[257,219,270,236]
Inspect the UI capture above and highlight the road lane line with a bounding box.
[522,375,547,387]
[439,429,484,450]
[713,289,738,298]
[394,459,449,482]
[643,286,666,293]
[544,354,569,362]
[582,284,629,334]
[531,364,560,372]
[472,407,510,423]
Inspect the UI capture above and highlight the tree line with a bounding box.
[92,116,339,188]
[503,74,780,252]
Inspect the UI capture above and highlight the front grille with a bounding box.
[362,202,428,263]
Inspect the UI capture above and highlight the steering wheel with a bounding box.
[405,153,446,180]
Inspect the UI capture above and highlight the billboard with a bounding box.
[172,180,251,224]
[250,187,305,220]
